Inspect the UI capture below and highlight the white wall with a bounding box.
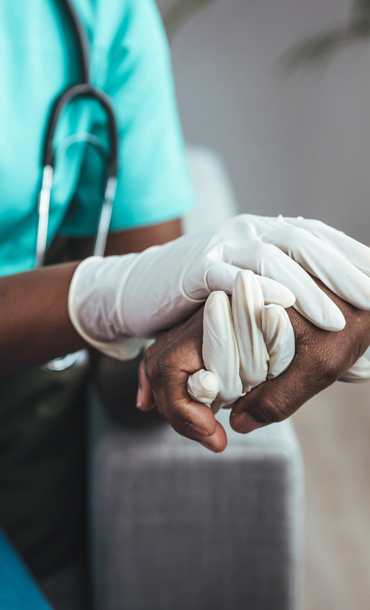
[169,0,370,243]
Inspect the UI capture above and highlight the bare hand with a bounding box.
[138,308,228,453]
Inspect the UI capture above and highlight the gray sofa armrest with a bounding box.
[88,392,304,610]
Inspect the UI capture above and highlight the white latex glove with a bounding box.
[68,214,370,360]
[188,271,295,412]
[188,271,370,413]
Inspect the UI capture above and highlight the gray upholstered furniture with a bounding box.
[87,148,304,610]
[89,394,303,610]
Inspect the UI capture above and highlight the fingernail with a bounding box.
[136,387,143,410]
[199,441,218,453]
[187,423,209,436]
[231,413,261,434]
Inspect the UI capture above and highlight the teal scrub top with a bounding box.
[0,0,195,277]
[0,531,52,610]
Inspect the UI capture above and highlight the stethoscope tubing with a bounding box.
[36,0,119,269]
[60,0,90,83]
[36,0,119,371]
[42,83,119,177]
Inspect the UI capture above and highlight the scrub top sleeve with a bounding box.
[60,0,195,237]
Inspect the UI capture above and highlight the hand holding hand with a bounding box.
[69,215,370,360]
[230,279,370,435]
[188,271,370,412]
[138,278,370,451]
[188,271,295,412]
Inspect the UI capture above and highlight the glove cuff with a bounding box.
[68,255,146,359]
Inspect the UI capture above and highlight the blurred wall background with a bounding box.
[159,1,370,609]
[167,0,369,244]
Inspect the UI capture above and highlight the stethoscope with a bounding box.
[38,0,119,370]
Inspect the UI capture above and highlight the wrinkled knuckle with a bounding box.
[252,395,290,425]
[315,349,340,385]
[145,357,160,386]
[157,347,175,377]
[143,343,156,365]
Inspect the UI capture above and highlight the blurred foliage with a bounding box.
[157,1,370,68]
[281,0,370,71]
[158,0,218,41]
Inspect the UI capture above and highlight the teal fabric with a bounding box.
[0,0,194,277]
[0,531,52,609]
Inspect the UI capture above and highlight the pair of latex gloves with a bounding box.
[69,214,370,411]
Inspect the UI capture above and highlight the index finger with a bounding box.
[150,362,228,452]
[157,343,219,437]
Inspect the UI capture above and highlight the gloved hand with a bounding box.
[68,214,370,360]
[188,271,370,413]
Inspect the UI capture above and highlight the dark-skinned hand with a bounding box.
[138,307,228,452]
[138,279,370,452]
